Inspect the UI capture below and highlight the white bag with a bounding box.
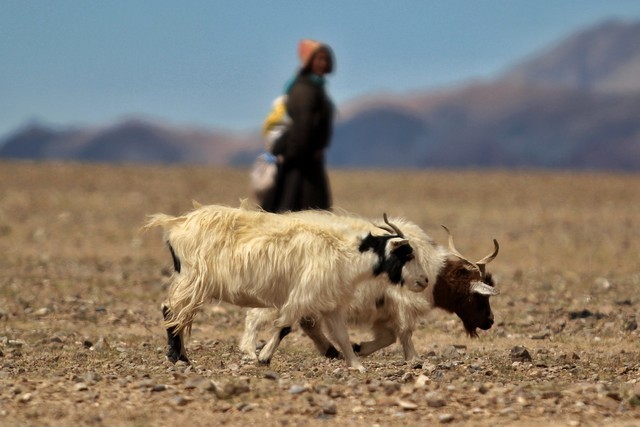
[250,152,278,197]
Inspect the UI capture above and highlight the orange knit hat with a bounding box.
[297,39,334,73]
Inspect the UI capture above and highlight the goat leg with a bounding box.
[161,303,190,364]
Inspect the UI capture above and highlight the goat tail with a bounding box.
[143,213,179,232]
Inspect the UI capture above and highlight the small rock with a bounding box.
[439,414,454,423]
[34,308,50,317]
[382,381,401,396]
[90,337,110,352]
[170,396,191,406]
[531,330,550,340]
[151,384,167,392]
[397,399,418,411]
[213,379,250,399]
[264,371,279,381]
[196,380,215,392]
[478,383,492,394]
[510,346,532,362]
[184,376,205,389]
[425,391,446,408]
[623,318,638,331]
[74,383,88,391]
[442,345,459,359]
[322,401,338,415]
[238,402,257,413]
[414,374,429,388]
[289,385,307,395]
[595,277,611,290]
[19,393,32,403]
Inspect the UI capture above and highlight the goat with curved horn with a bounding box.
[376,213,405,238]
[476,239,499,276]
[441,225,474,266]
[441,225,500,277]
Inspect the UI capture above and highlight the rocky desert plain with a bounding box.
[0,161,639,426]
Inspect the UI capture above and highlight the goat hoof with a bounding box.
[166,351,190,365]
[325,346,341,359]
[258,358,271,366]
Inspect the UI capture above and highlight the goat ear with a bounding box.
[471,282,500,296]
[389,238,409,250]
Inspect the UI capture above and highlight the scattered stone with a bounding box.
[442,345,460,359]
[623,318,638,331]
[264,371,279,381]
[595,277,611,290]
[425,391,446,408]
[184,376,206,389]
[322,401,337,415]
[151,384,167,392]
[397,399,418,411]
[74,383,88,391]
[568,310,605,320]
[213,379,250,399]
[439,414,454,423]
[90,337,110,352]
[83,372,102,384]
[531,330,550,340]
[478,383,492,394]
[238,402,257,412]
[510,346,532,362]
[289,385,307,395]
[200,380,217,393]
[34,307,50,317]
[415,374,429,388]
[170,396,191,406]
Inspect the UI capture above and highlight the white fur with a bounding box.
[240,211,448,362]
[146,204,428,371]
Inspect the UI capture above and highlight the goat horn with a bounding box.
[441,225,474,266]
[475,239,499,276]
[381,213,405,238]
[476,239,499,265]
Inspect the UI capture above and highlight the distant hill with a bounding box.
[2,19,640,171]
[501,20,640,93]
[329,82,640,170]
[0,119,258,166]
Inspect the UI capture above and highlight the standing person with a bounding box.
[261,39,335,213]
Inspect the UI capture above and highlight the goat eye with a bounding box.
[405,253,414,261]
[456,269,469,278]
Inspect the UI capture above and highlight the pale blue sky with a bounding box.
[2,1,640,140]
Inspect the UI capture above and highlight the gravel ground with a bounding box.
[0,162,639,426]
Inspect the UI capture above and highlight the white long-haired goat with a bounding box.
[240,210,500,362]
[145,203,428,372]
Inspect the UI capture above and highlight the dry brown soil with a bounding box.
[0,161,639,426]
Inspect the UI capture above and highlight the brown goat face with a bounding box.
[457,273,496,338]
[433,258,498,338]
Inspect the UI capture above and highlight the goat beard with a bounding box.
[462,320,480,338]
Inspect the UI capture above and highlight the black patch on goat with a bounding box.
[359,234,414,285]
[167,242,181,273]
[325,346,340,359]
[162,304,189,364]
[278,326,292,340]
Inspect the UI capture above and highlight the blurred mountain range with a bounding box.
[2,19,640,171]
